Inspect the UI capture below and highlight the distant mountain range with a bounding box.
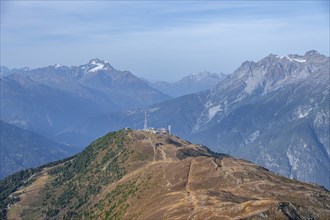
[0,59,169,147]
[0,121,73,179]
[1,51,329,189]
[1,130,329,219]
[148,71,226,97]
[73,51,330,189]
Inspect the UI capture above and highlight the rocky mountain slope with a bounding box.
[0,121,73,179]
[1,129,329,219]
[0,59,169,147]
[150,71,226,97]
[190,50,330,189]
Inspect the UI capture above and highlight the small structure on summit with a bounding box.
[143,111,171,134]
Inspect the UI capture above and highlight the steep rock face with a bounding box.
[191,51,330,189]
[150,71,226,97]
[194,51,328,131]
[0,121,73,179]
[0,59,169,147]
[1,130,329,220]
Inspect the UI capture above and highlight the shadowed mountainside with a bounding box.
[0,121,74,179]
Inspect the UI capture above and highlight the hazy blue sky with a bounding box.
[1,1,329,81]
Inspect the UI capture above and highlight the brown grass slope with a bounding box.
[3,129,330,219]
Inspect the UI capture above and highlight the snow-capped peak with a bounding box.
[89,58,107,65]
[275,50,321,63]
[85,58,113,73]
[54,64,63,69]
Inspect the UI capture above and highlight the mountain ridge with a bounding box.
[0,59,170,147]
[149,71,226,97]
[1,129,329,219]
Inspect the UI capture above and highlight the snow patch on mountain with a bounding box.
[54,64,63,69]
[292,58,307,63]
[89,63,105,73]
[284,55,293,62]
[277,55,307,63]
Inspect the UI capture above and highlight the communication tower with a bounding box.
[144,111,148,130]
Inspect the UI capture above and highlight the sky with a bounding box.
[1,0,329,81]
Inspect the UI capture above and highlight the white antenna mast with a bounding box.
[144,111,148,130]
